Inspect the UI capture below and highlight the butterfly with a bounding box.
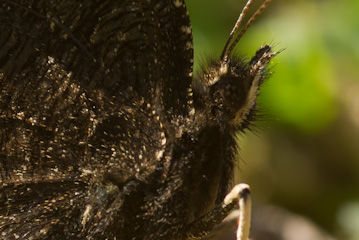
[0,0,276,239]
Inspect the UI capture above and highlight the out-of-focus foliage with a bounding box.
[186,0,359,239]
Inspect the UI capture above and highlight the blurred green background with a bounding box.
[186,0,359,239]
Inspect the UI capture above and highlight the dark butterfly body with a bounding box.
[0,0,276,239]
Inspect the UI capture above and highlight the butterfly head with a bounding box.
[200,45,275,130]
[195,0,276,130]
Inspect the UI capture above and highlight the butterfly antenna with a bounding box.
[220,0,254,62]
[221,0,272,63]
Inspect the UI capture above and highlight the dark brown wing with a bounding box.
[0,0,193,239]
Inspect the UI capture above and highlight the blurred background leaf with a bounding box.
[186,0,359,239]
